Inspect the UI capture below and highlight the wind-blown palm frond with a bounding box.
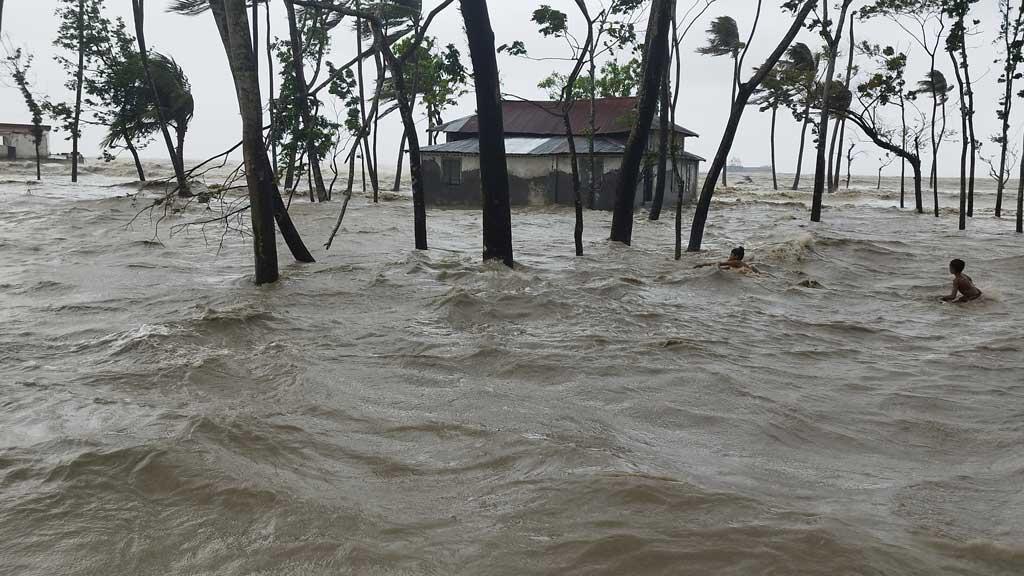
[696,16,744,57]
[167,0,210,16]
[916,70,950,102]
[787,42,816,73]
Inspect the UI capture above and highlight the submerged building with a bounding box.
[0,123,51,160]
[420,97,703,210]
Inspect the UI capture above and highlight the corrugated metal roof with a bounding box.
[421,137,705,162]
[0,123,52,132]
[430,98,699,138]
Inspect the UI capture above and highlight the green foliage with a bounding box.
[5,49,45,147]
[51,0,109,142]
[856,42,909,107]
[697,16,745,57]
[913,69,952,102]
[271,15,340,174]
[537,57,642,100]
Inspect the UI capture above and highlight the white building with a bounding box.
[0,123,51,160]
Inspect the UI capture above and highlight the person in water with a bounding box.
[940,258,983,303]
[694,246,758,272]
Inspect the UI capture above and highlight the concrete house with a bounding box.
[0,123,51,160]
[420,97,703,210]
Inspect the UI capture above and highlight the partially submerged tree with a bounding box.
[461,0,514,267]
[943,0,979,230]
[53,0,104,182]
[860,41,914,208]
[610,0,676,245]
[134,0,191,196]
[697,15,745,187]
[689,0,819,252]
[750,65,794,190]
[168,0,315,284]
[913,69,950,215]
[4,48,45,180]
[993,0,1024,218]
[785,42,821,190]
[809,0,855,223]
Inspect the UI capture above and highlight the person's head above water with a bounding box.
[730,247,745,261]
[950,258,966,274]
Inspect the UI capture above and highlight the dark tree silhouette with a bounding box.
[610,0,675,245]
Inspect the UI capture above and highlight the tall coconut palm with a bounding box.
[697,15,744,187]
[916,69,951,216]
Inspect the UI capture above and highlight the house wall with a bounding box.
[1,131,50,160]
[422,153,699,210]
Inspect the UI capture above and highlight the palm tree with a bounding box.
[697,15,744,187]
[146,53,194,179]
[916,69,951,216]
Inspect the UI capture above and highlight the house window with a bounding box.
[443,157,463,185]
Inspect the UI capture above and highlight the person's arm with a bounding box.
[940,280,958,301]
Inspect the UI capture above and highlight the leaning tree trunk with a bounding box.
[962,38,976,219]
[132,0,190,196]
[72,0,84,183]
[770,105,778,190]
[209,0,315,283]
[950,47,968,231]
[392,44,424,193]
[610,0,674,245]
[810,0,852,222]
[827,117,841,192]
[832,16,854,191]
[461,0,514,266]
[649,66,671,221]
[792,99,811,189]
[266,3,277,174]
[1018,130,1024,232]
[125,136,146,181]
[284,0,328,201]
[0,0,5,36]
[690,0,817,251]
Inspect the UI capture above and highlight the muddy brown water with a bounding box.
[1,161,1022,574]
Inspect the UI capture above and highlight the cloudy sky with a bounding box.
[0,0,1010,177]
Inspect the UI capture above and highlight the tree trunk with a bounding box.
[126,136,146,181]
[950,46,968,231]
[610,0,674,244]
[210,0,315,283]
[928,53,938,192]
[215,0,278,283]
[393,131,407,192]
[899,93,907,209]
[1018,129,1024,232]
[564,114,584,256]
[283,146,297,189]
[649,68,671,220]
[877,167,882,189]
[0,0,5,37]
[827,116,840,192]
[792,99,811,189]
[962,38,976,218]
[832,16,854,191]
[284,0,328,201]
[371,49,383,200]
[35,141,41,181]
[355,5,372,200]
[810,0,852,222]
[723,51,737,188]
[461,0,513,266]
[72,0,84,183]
[770,105,778,190]
[132,0,190,196]
[996,30,1016,217]
[267,2,277,175]
[689,0,817,251]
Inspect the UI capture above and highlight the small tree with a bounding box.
[751,66,795,190]
[4,48,45,180]
[993,0,1024,217]
[785,42,821,189]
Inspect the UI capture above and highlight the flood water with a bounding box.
[2,160,1023,575]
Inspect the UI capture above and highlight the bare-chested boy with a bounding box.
[694,246,758,272]
[940,258,982,303]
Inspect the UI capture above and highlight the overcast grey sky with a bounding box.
[0,0,1009,177]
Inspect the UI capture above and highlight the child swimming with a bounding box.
[940,259,983,303]
[694,246,758,272]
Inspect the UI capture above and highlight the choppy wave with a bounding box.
[1,162,1022,575]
